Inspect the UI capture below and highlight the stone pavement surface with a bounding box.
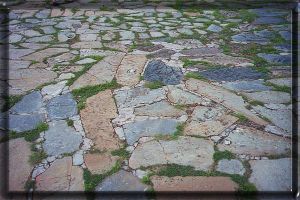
[0,3,293,198]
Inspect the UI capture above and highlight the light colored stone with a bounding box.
[216,159,245,175]
[22,48,69,62]
[75,58,97,65]
[71,41,103,49]
[84,153,119,174]
[73,150,84,166]
[242,91,291,104]
[41,81,66,100]
[267,78,291,87]
[58,73,75,80]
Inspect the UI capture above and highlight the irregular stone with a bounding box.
[46,93,77,120]
[8,48,35,60]
[120,31,135,40]
[114,86,166,109]
[43,120,82,156]
[148,49,176,59]
[116,54,147,86]
[254,16,286,25]
[150,31,165,38]
[80,90,121,151]
[75,58,96,65]
[40,26,56,34]
[84,153,119,174]
[267,78,291,87]
[136,44,164,52]
[216,159,245,175]
[217,126,291,156]
[6,113,45,132]
[46,52,76,67]
[274,44,291,52]
[9,138,32,191]
[95,170,148,192]
[231,32,270,44]
[73,150,84,166]
[70,54,124,90]
[254,29,275,38]
[22,48,69,62]
[143,60,183,85]
[198,54,252,66]
[279,31,291,41]
[242,91,291,104]
[207,24,223,32]
[249,158,291,191]
[7,60,31,70]
[257,53,291,65]
[58,73,75,80]
[27,35,54,43]
[129,137,214,171]
[222,80,272,92]
[10,91,42,114]
[134,100,186,117]
[71,41,103,49]
[185,79,267,126]
[41,81,66,100]
[151,176,238,192]
[180,47,220,58]
[177,28,194,35]
[174,39,203,49]
[80,33,97,41]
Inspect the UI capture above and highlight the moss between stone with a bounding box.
[29,150,47,165]
[213,149,236,162]
[184,72,208,81]
[232,112,249,123]
[66,119,74,127]
[111,148,130,159]
[264,82,291,93]
[144,81,165,90]
[154,123,185,141]
[1,95,23,112]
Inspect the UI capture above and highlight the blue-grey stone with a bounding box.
[279,31,291,41]
[144,60,183,85]
[10,91,43,114]
[200,67,264,82]
[257,53,291,65]
[148,49,176,59]
[123,119,178,145]
[46,93,77,120]
[250,9,288,17]
[43,120,82,156]
[254,29,275,38]
[274,44,291,52]
[207,24,223,33]
[217,159,245,175]
[254,17,286,25]
[231,32,269,44]
[8,113,45,132]
[222,80,272,92]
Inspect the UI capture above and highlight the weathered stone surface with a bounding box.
[267,78,291,87]
[10,91,42,114]
[22,48,69,62]
[254,16,286,24]
[71,41,103,49]
[46,93,77,120]
[80,90,121,151]
[70,54,124,90]
[134,100,186,117]
[43,120,82,156]
[243,91,290,104]
[185,79,267,126]
[180,47,220,58]
[36,157,84,191]
[84,153,119,174]
[41,81,66,100]
[114,87,166,109]
[222,80,272,92]
[95,170,148,192]
[75,58,96,65]
[200,67,264,82]
[207,24,223,32]
[7,113,45,132]
[58,31,76,42]
[216,159,245,175]
[257,53,291,65]
[148,49,176,59]
[9,138,32,192]
[218,126,291,156]
[129,137,214,171]
[116,54,147,86]
[232,32,270,44]
[151,176,238,192]
[174,39,203,49]
[249,158,291,191]
[199,54,252,67]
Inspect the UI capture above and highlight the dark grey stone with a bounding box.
[274,44,291,52]
[254,17,286,24]
[10,91,43,114]
[199,67,264,82]
[8,113,45,132]
[231,32,269,44]
[46,93,77,120]
[144,60,183,85]
[257,53,291,65]
[148,49,176,59]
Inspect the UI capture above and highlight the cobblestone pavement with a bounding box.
[0,2,295,199]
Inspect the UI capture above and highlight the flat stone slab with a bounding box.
[218,126,291,156]
[95,170,148,192]
[10,91,43,114]
[143,60,183,85]
[43,120,82,156]
[222,80,272,92]
[7,113,45,132]
[199,53,252,67]
[207,24,223,32]
[267,78,291,87]
[254,16,286,24]
[46,93,77,120]
[200,67,264,82]
[231,32,270,44]
[22,48,69,62]
[216,159,245,175]
[257,53,291,65]
[249,158,291,191]
[114,87,166,109]
[129,137,214,171]
[180,47,220,58]
[134,100,186,117]
[84,153,119,174]
[242,91,290,104]
[123,119,178,145]
[151,176,238,192]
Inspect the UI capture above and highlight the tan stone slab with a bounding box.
[185,79,267,126]
[71,41,103,49]
[84,153,119,174]
[22,48,69,62]
[51,9,64,17]
[80,90,121,151]
[116,54,147,87]
[151,176,238,192]
[9,138,32,192]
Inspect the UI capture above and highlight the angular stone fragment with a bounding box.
[10,91,42,114]
[232,32,270,45]
[71,41,103,49]
[84,153,119,174]
[207,24,223,32]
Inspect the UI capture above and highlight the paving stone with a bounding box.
[134,100,186,117]
[84,153,119,174]
[143,60,183,85]
[274,44,291,52]
[8,48,35,60]
[177,28,194,35]
[200,67,264,82]
[22,29,42,37]
[6,113,45,132]
[120,30,135,40]
[150,31,165,37]
[123,119,178,145]
[222,80,272,92]
[242,91,291,104]
[27,35,54,43]
[47,93,77,120]
[216,159,245,175]
[207,24,223,32]
[95,170,148,192]
[254,29,275,38]
[254,16,286,24]
[22,48,69,62]
[116,54,147,87]
[80,90,121,151]
[186,79,267,126]
[180,47,220,58]
[174,39,204,49]
[114,86,166,109]
[10,91,43,114]
[257,53,291,65]
[58,31,76,42]
[9,138,32,192]
[217,126,291,156]
[249,158,291,191]
[75,58,96,65]
[196,54,252,66]
[279,31,291,41]
[267,78,291,87]
[71,41,103,49]
[43,120,82,156]
[40,26,56,34]
[80,33,97,41]
[136,44,164,52]
[129,137,214,170]
[9,33,23,43]
[147,49,176,59]
[151,176,238,192]
[41,81,66,100]
[73,150,84,166]
[231,32,270,44]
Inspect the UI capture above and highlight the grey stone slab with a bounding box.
[231,32,269,44]
[123,119,178,145]
[10,91,43,114]
[257,53,291,65]
[8,113,45,132]
[274,44,291,52]
[216,159,245,175]
[279,31,291,41]
[207,24,223,32]
[243,91,291,104]
[222,80,272,92]
[254,17,286,24]
[267,78,291,87]
[46,93,77,120]
[43,120,82,156]
[143,60,183,85]
[148,49,176,59]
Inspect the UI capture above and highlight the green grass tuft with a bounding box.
[66,119,74,127]
[111,148,130,159]
[264,82,291,93]
[232,113,249,123]
[144,81,164,90]
[1,95,23,112]
[29,150,47,165]
[213,150,235,162]
[185,72,207,81]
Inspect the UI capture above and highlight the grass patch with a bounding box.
[232,113,249,123]
[249,100,264,106]
[141,174,152,185]
[264,82,291,93]
[66,119,74,127]
[111,148,130,159]
[174,104,187,110]
[182,59,213,68]
[83,160,121,192]
[1,95,23,112]
[24,180,35,191]
[155,123,185,140]
[213,149,235,162]
[144,81,164,90]
[29,150,47,165]
[71,79,120,110]
[239,10,257,23]
[185,72,207,81]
